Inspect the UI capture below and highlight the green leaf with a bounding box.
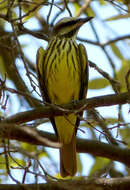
[120,127,130,148]
[98,0,106,5]
[73,2,81,16]
[21,142,37,152]
[73,2,95,17]
[22,0,43,21]
[10,158,26,167]
[77,154,83,175]
[0,156,6,169]
[89,157,110,176]
[38,151,49,159]
[116,59,130,92]
[85,7,95,17]
[0,0,8,14]
[110,43,124,60]
[0,55,6,76]
[105,13,130,21]
[106,117,118,125]
[88,78,109,89]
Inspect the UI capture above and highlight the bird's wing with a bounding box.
[36,47,58,135]
[78,43,89,100]
[75,44,89,131]
[36,47,50,102]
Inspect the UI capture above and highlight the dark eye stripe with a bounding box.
[54,20,78,33]
[58,20,78,28]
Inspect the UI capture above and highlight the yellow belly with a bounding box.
[46,41,81,104]
[45,39,81,143]
[48,61,80,104]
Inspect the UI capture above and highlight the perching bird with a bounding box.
[36,17,92,177]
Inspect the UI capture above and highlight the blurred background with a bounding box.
[0,0,130,184]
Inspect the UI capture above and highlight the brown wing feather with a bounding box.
[36,47,58,135]
[78,43,89,99]
[75,44,89,131]
[36,47,50,102]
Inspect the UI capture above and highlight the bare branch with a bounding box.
[1,92,129,124]
[76,0,91,17]
[0,175,130,190]
[0,124,60,148]
[77,35,130,47]
[0,123,130,168]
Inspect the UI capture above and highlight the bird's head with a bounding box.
[52,17,93,39]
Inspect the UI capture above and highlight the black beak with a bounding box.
[76,17,93,28]
[79,17,93,24]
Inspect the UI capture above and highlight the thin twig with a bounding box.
[64,0,72,17]
[76,0,91,17]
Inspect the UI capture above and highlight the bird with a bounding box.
[36,16,92,177]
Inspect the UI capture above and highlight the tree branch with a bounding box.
[0,124,130,167]
[0,176,130,190]
[78,34,130,46]
[2,92,130,124]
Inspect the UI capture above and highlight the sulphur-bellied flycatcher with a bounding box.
[36,17,92,177]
